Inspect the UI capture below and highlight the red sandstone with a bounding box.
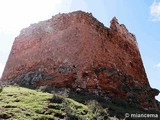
[1,11,159,110]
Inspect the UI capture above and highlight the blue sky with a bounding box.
[0,0,159,100]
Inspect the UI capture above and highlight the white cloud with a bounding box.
[0,63,4,78]
[156,95,160,101]
[0,0,72,35]
[150,0,160,21]
[156,63,160,68]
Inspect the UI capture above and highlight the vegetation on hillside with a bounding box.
[0,86,159,120]
[0,86,110,120]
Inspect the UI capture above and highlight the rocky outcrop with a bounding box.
[1,11,159,110]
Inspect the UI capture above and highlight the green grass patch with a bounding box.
[0,86,110,120]
[1,86,157,120]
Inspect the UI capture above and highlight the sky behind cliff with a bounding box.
[0,0,160,100]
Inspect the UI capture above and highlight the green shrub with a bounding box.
[0,86,3,93]
[50,94,64,104]
[66,114,79,120]
[86,100,109,119]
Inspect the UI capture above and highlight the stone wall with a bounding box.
[1,11,159,110]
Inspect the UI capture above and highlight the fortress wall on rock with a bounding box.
[1,11,159,110]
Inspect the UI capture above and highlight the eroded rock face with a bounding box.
[1,11,159,110]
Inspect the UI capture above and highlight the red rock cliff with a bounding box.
[1,11,159,110]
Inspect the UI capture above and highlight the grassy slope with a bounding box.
[0,86,109,120]
[0,86,159,120]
